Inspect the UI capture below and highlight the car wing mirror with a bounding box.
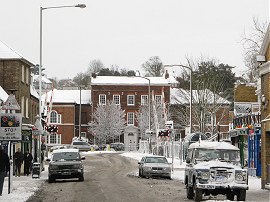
[81,156,86,160]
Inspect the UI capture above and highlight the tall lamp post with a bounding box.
[38,4,86,163]
[164,64,193,134]
[39,3,86,121]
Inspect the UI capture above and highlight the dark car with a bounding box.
[47,148,85,183]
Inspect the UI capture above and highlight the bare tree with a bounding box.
[88,100,126,144]
[171,57,233,135]
[87,59,105,75]
[241,17,268,82]
[141,56,164,76]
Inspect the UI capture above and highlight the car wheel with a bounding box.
[186,184,194,199]
[237,190,246,201]
[194,185,203,202]
[79,175,84,181]
[226,191,234,201]
[48,176,54,183]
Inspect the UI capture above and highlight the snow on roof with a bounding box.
[0,40,23,59]
[170,88,231,105]
[189,141,239,151]
[91,76,170,86]
[42,89,91,104]
[30,85,39,99]
[0,86,8,102]
[32,75,52,84]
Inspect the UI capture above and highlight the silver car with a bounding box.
[71,141,91,152]
[138,156,172,179]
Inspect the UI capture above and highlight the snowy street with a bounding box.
[0,151,269,202]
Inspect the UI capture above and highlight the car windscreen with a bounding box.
[194,149,240,163]
[145,157,168,163]
[52,152,80,161]
[73,141,88,145]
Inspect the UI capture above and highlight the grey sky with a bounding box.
[0,0,269,79]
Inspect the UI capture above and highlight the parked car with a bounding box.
[185,141,248,202]
[71,140,91,152]
[47,148,85,183]
[138,156,171,179]
[110,142,124,151]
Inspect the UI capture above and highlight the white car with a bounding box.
[71,141,91,152]
[138,156,171,179]
[185,141,248,202]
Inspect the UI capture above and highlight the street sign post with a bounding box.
[0,113,22,141]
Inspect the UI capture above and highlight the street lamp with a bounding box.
[164,64,193,134]
[39,3,86,120]
[38,3,86,163]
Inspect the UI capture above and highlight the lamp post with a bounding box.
[39,3,86,163]
[39,3,86,120]
[164,64,193,134]
[79,86,85,139]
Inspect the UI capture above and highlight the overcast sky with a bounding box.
[0,0,269,79]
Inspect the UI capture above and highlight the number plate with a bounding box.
[62,172,71,175]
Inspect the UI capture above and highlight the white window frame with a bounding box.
[25,97,29,118]
[113,95,120,105]
[21,96,24,117]
[127,95,135,106]
[155,95,162,105]
[205,112,214,125]
[21,65,25,83]
[81,132,86,138]
[99,94,106,105]
[49,110,61,124]
[47,133,61,145]
[26,67,29,84]
[127,112,134,125]
[141,95,148,105]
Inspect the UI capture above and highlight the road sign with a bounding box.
[165,121,174,129]
[0,113,22,141]
[2,94,20,110]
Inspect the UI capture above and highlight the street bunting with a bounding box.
[0,113,22,141]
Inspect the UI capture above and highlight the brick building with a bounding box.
[258,23,270,189]
[91,76,170,150]
[42,89,91,145]
[0,41,39,154]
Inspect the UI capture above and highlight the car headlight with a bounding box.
[197,170,210,180]
[73,164,82,169]
[235,170,247,183]
[143,166,152,171]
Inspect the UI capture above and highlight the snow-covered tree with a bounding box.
[136,101,170,138]
[88,100,126,144]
